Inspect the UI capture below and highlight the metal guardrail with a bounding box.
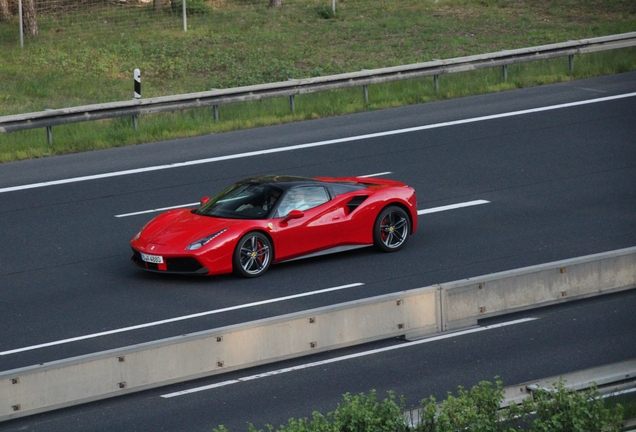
[404,358,636,429]
[1,32,635,138]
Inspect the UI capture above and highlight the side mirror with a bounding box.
[280,209,304,224]
[200,196,210,205]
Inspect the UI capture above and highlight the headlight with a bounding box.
[186,228,228,251]
[132,224,148,241]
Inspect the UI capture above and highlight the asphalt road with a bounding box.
[0,72,635,430]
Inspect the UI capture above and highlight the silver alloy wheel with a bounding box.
[380,211,408,248]
[373,206,410,252]
[236,233,271,276]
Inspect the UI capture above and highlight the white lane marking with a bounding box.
[418,200,490,215]
[2,92,635,195]
[358,171,393,178]
[116,198,489,219]
[161,317,537,398]
[115,202,199,218]
[0,283,364,356]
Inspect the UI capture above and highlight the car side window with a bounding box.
[276,186,330,217]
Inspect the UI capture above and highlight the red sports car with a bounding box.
[130,175,417,277]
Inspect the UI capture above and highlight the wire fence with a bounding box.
[0,0,338,44]
[1,0,189,42]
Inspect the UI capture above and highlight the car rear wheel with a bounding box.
[373,206,410,252]
[233,231,272,277]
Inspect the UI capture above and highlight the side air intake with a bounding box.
[346,196,368,213]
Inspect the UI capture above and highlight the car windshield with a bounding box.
[196,183,283,219]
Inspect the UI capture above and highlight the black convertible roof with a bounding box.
[240,175,367,192]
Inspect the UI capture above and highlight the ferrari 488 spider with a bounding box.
[130,175,417,277]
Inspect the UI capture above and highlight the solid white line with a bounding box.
[161,317,537,398]
[2,92,635,195]
[418,200,490,215]
[115,202,199,218]
[0,283,364,356]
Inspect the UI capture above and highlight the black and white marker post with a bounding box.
[132,68,141,130]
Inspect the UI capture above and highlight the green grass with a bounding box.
[0,0,635,162]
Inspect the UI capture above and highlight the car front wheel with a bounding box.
[373,206,410,252]
[233,232,272,277]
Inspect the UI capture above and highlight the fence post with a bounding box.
[132,69,141,130]
[18,0,23,48]
[182,0,187,32]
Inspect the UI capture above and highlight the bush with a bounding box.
[530,379,623,432]
[213,379,624,432]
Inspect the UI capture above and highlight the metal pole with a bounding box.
[44,109,53,144]
[332,0,335,14]
[182,0,187,32]
[18,0,24,48]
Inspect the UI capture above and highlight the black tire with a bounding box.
[372,206,410,252]
[233,232,272,277]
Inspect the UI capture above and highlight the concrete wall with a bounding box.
[1,247,635,421]
[441,248,636,331]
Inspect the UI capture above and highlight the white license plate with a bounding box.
[141,253,164,264]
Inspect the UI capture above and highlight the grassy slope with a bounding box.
[0,0,635,161]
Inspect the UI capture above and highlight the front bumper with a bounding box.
[130,249,209,275]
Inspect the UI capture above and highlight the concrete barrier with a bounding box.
[0,286,441,420]
[1,247,635,421]
[441,248,636,331]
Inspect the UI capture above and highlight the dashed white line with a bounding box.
[0,283,364,356]
[115,202,199,218]
[358,171,393,178]
[2,92,634,195]
[116,198,490,219]
[417,200,490,215]
[160,317,537,398]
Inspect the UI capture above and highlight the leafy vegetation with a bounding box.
[211,379,626,431]
[0,0,635,162]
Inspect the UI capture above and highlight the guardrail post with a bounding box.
[210,89,219,122]
[502,64,508,82]
[568,54,574,73]
[44,109,53,145]
[363,84,369,104]
[434,75,439,92]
